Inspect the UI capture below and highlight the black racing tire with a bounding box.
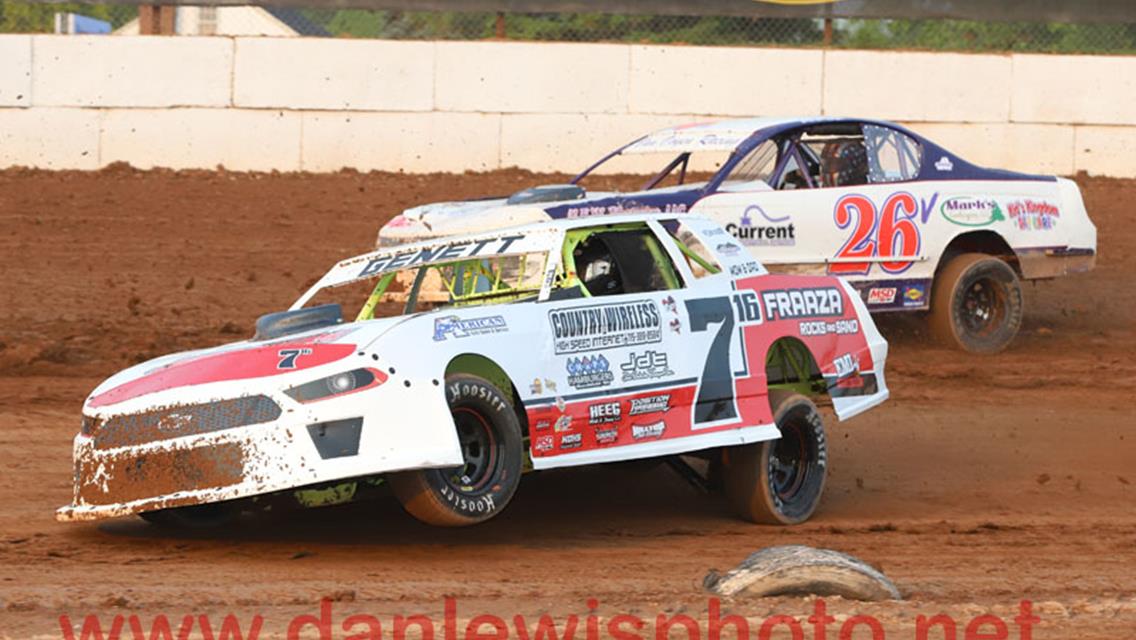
[930,252,1023,354]
[388,373,523,527]
[139,501,240,529]
[722,391,828,525]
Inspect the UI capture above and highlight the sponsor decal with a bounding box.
[544,379,557,392]
[549,301,662,355]
[629,394,670,416]
[702,227,728,237]
[799,319,860,337]
[726,205,795,247]
[554,414,573,432]
[620,350,673,383]
[761,287,844,321]
[559,432,583,450]
[432,315,507,341]
[534,419,551,431]
[530,378,543,395]
[903,284,926,307]
[276,348,312,369]
[730,261,763,277]
[359,234,525,277]
[1007,199,1060,231]
[833,352,860,379]
[588,401,622,425]
[716,243,741,256]
[631,420,666,440]
[534,435,554,452]
[866,287,897,305]
[661,295,677,314]
[565,355,614,390]
[865,287,896,305]
[669,318,682,334]
[940,196,1004,228]
[934,156,954,172]
[564,202,687,218]
[594,426,619,445]
[555,396,566,412]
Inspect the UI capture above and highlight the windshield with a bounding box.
[302,251,549,322]
[573,149,731,193]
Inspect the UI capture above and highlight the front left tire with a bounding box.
[388,373,524,526]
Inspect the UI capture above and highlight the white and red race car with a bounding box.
[58,214,888,528]
[379,117,1097,353]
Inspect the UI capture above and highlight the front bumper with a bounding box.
[58,382,463,522]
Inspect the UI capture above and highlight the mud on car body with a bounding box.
[59,213,889,528]
[378,117,1097,353]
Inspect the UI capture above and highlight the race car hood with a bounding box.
[83,317,409,415]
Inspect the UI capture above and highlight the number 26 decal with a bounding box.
[830,192,922,276]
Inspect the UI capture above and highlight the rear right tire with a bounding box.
[930,252,1023,354]
[722,391,828,525]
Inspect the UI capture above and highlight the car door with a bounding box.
[526,220,730,466]
[693,123,934,295]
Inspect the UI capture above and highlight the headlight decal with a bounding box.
[284,368,387,403]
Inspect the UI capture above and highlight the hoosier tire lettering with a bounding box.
[448,381,508,412]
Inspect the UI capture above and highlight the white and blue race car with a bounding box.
[379,117,1097,353]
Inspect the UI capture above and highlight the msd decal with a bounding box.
[866,287,897,305]
[760,287,844,321]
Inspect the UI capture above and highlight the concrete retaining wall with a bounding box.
[0,35,1132,176]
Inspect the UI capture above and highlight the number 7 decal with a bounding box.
[685,297,738,425]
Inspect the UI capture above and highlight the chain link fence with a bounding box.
[2,2,1135,53]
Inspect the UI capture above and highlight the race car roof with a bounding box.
[620,117,810,154]
[619,116,881,155]
[293,212,721,307]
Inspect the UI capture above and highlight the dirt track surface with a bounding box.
[1,168,1133,639]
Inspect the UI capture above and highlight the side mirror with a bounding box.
[253,304,342,341]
